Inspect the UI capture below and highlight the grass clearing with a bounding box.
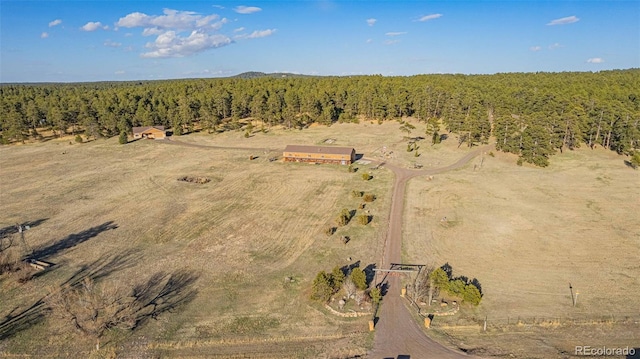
[0,122,398,357]
[403,145,640,357]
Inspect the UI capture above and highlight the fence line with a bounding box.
[402,296,640,328]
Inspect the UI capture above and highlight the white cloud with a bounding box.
[234,6,261,14]
[234,27,246,32]
[530,46,541,51]
[81,21,108,31]
[587,57,604,64]
[104,40,122,47]
[386,32,407,36]
[366,38,373,43]
[142,27,164,36]
[547,15,579,26]
[366,18,377,26]
[49,19,62,27]
[141,30,232,58]
[115,70,126,75]
[247,29,276,38]
[117,9,221,30]
[418,14,442,22]
[548,42,563,50]
[384,39,400,45]
[40,32,49,39]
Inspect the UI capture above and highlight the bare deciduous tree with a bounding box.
[47,278,136,350]
[343,277,357,299]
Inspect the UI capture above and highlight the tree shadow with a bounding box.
[363,263,377,286]
[378,281,389,297]
[59,249,140,288]
[29,221,117,260]
[132,270,199,328]
[439,262,483,296]
[0,219,49,240]
[0,298,48,341]
[340,260,361,275]
[0,219,49,251]
[624,160,637,169]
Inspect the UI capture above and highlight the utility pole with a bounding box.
[16,223,31,257]
[569,283,576,307]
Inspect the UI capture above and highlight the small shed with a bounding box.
[133,126,166,140]
[283,145,356,165]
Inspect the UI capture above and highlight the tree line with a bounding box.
[1,69,639,166]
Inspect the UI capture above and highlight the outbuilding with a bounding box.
[283,145,356,165]
[132,126,166,140]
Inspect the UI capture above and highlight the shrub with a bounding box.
[118,131,128,144]
[462,284,482,305]
[351,190,363,198]
[337,208,353,226]
[369,287,382,305]
[488,151,495,157]
[429,268,450,291]
[357,214,370,225]
[311,271,334,302]
[363,193,376,202]
[350,267,367,290]
[348,165,357,173]
[331,266,345,291]
[325,226,336,236]
[75,134,83,143]
[631,151,640,169]
[361,173,372,181]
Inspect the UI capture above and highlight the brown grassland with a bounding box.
[403,139,640,357]
[1,120,639,358]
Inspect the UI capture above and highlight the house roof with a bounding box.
[132,126,165,133]
[284,145,354,155]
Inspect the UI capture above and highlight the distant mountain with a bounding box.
[231,71,314,79]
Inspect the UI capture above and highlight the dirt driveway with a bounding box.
[162,137,491,357]
[366,145,493,359]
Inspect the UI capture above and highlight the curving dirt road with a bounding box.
[367,145,493,359]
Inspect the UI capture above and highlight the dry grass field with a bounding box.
[2,119,638,358]
[403,142,640,357]
[0,122,403,358]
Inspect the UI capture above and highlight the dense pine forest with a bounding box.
[1,69,639,166]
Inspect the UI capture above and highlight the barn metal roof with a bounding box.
[283,145,354,155]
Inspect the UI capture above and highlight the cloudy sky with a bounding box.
[1,0,638,82]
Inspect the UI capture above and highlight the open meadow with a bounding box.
[0,122,406,358]
[403,142,640,357]
[1,119,638,358]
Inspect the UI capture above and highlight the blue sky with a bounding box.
[1,1,638,82]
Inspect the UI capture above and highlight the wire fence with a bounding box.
[403,295,640,329]
[435,313,640,329]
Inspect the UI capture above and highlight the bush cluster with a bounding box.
[430,267,482,306]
